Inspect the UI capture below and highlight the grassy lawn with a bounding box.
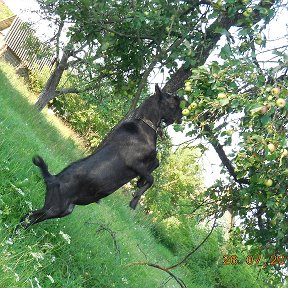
[0,60,197,288]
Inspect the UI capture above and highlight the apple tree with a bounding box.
[178,36,287,281]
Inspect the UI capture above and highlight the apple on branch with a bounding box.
[267,143,276,153]
[217,92,227,99]
[276,98,286,108]
[271,87,280,96]
[188,102,197,110]
[182,108,190,116]
[264,179,273,187]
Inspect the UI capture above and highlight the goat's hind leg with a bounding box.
[20,208,48,229]
[21,203,75,229]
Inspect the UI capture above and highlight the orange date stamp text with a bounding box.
[223,255,287,266]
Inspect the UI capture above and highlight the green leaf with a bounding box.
[260,114,271,126]
[220,44,232,59]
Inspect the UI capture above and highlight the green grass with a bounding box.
[0,60,269,288]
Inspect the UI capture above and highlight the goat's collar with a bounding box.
[136,117,158,133]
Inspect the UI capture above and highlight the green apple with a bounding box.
[267,95,273,101]
[144,11,149,16]
[281,149,288,157]
[185,81,192,86]
[226,129,234,136]
[264,179,273,187]
[182,108,190,116]
[267,143,276,153]
[217,92,227,99]
[246,7,253,13]
[184,85,192,92]
[271,87,280,96]
[188,102,197,110]
[256,33,262,40]
[276,98,286,108]
[243,10,251,17]
[255,39,263,45]
[270,219,276,226]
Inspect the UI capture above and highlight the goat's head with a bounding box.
[155,84,182,125]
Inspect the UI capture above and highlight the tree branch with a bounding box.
[128,262,187,288]
[204,124,250,185]
[166,216,217,270]
[163,0,277,93]
[129,36,186,110]
[55,19,64,64]
[128,215,217,282]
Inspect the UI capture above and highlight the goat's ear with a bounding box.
[155,84,162,100]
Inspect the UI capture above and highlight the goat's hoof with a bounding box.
[129,198,138,210]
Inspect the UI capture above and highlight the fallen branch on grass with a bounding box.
[85,222,121,261]
[128,216,217,287]
[128,262,187,288]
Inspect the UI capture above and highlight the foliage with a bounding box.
[50,89,129,148]
[33,0,279,109]
[144,146,204,219]
[29,65,55,94]
[179,30,287,284]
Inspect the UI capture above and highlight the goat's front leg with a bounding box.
[130,164,154,210]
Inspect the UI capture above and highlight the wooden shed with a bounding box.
[0,16,54,72]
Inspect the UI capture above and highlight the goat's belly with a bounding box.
[71,166,136,204]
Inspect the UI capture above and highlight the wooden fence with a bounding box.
[3,17,54,72]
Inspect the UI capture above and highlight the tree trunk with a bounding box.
[35,51,70,111]
[163,17,233,94]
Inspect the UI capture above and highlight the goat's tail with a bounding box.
[32,155,52,180]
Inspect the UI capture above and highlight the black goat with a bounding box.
[21,84,182,228]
